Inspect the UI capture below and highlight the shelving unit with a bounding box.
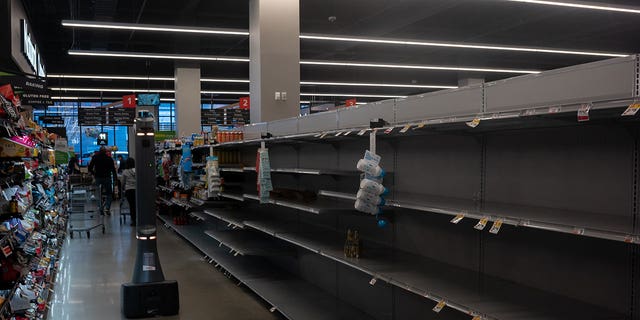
[320,190,638,243]
[162,56,640,320]
[157,214,375,320]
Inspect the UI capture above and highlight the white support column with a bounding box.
[249,0,300,123]
[175,63,201,137]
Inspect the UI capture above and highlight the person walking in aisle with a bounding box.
[121,158,137,226]
[88,146,117,215]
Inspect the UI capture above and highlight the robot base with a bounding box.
[121,280,179,318]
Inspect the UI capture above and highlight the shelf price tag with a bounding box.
[472,316,482,320]
[335,132,343,137]
[466,118,481,128]
[432,300,446,313]
[413,122,426,130]
[450,213,465,224]
[489,219,503,234]
[624,235,637,244]
[622,103,640,117]
[577,104,591,122]
[319,132,328,139]
[520,109,536,117]
[548,106,561,114]
[384,127,394,134]
[343,131,352,136]
[399,124,412,133]
[369,277,377,285]
[474,217,489,230]
[572,228,585,235]
[357,129,368,136]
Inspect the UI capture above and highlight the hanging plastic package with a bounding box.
[256,144,273,204]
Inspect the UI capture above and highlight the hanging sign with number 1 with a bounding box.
[123,94,136,108]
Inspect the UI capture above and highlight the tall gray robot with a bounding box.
[122,110,179,318]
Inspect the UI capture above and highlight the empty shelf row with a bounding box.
[157,214,374,320]
[199,208,624,320]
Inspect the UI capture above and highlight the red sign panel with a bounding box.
[123,94,137,108]
[345,99,357,107]
[239,96,250,110]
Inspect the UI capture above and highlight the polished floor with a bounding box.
[48,200,281,320]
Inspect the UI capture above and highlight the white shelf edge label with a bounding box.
[450,213,465,224]
[466,118,481,128]
[432,300,446,313]
[622,103,640,117]
[384,127,394,134]
[343,131,352,136]
[577,103,592,122]
[474,217,489,230]
[489,219,503,234]
[400,124,412,133]
[357,129,368,136]
[369,277,377,285]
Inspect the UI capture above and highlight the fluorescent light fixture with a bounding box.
[48,74,174,81]
[52,96,176,102]
[300,34,627,58]
[300,93,407,98]
[202,78,250,83]
[505,0,640,14]
[49,74,454,89]
[50,87,174,93]
[201,90,250,95]
[62,20,249,35]
[61,20,627,57]
[68,50,539,74]
[301,81,457,89]
[301,60,540,74]
[51,88,405,98]
[68,50,249,62]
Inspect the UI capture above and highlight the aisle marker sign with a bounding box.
[122,94,136,108]
[577,104,591,122]
[239,97,250,110]
[450,213,465,224]
[489,219,503,234]
[474,217,489,230]
[622,103,640,116]
[433,300,446,313]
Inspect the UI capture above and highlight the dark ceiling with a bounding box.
[20,0,640,104]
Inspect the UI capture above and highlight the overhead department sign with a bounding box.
[20,19,45,77]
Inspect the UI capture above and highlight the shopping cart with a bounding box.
[68,184,105,239]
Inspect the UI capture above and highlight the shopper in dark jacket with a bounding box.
[68,156,80,174]
[88,146,117,215]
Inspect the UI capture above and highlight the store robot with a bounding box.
[121,111,179,318]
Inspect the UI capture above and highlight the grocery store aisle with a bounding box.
[48,200,280,320]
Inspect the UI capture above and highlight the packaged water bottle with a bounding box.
[360,179,388,196]
[356,189,386,206]
[354,199,381,215]
[356,158,385,177]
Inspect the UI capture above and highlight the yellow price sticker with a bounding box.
[474,217,489,230]
[432,300,446,313]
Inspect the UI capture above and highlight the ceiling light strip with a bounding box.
[301,61,540,74]
[50,87,405,98]
[48,74,456,89]
[299,35,626,58]
[61,20,627,57]
[61,20,249,35]
[300,81,456,89]
[68,50,538,74]
[505,0,640,14]
[68,50,249,62]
